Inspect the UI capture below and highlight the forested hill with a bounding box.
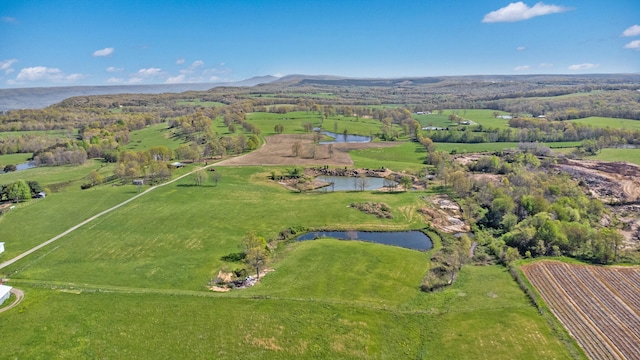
[0,75,278,111]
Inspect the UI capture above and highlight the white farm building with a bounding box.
[0,242,4,254]
[0,284,12,306]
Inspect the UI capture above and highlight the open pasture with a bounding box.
[591,148,640,165]
[125,122,185,150]
[0,152,31,167]
[1,260,575,359]
[414,110,512,129]
[522,261,640,360]
[247,111,384,137]
[568,117,640,130]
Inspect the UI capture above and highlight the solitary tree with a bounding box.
[243,231,269,279]
[291,141,301,157]
[192,169,207,186]
[8,180,31,202]
[400,176,413,191]
[88,170,104,187]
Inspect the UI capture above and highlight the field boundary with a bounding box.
[0,165,213,271]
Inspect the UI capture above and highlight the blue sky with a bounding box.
[1,0,639,88]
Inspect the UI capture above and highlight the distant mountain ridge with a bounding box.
[0,75,279,111]
[2,73,639,111]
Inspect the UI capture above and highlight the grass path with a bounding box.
[0,164,213,271]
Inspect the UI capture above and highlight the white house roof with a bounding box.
[0,284,12,298]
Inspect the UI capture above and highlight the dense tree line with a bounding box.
[441,153,623,264]
[419,118,640,147]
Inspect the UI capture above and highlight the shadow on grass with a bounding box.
[221,252,245,262]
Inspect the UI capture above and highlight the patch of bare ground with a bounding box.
[215,134,399,167]
[553,159,640,248]
[453,153,487,166]
[419,194,470,233]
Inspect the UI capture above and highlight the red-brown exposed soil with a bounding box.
[216,134,399,167]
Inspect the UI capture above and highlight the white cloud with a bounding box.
[106,77,124,84]
[622,25,640,37]
[16,66,62,81]
[106,66,123,72]
[482,2,571,23]
[624,40,640,50]
[166,75,186,84]
[516,46,526,51]
[15,66,83,82]
[176,58,186,65]
[191,60,204,68]
[65,73,85,81]
[127,77,143,84]
[93,47,114,57]
[137,67,163,76]
[514,65,531,71]
[209,76,220,82]
[539,63,554,68]
[1,16,16,23]
[568,63,597,71]
[0,59,18,74]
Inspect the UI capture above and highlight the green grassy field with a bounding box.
[247,111,387,137]
[433,141,580,153]
[125,122,186,150]
[591,148,640,164]
[351,142,426,172]
[0,152,32,166]
[1,252,576,359]
[568,116,640,130]
[414,110,512,129]
[0,119,583,358]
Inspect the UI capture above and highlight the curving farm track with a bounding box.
[523,262,640,360]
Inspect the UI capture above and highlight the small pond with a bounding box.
[1,162,36,174]
[319,131,371,144]
[295,230,432,251]
[16,162,36,171]
[315,175,396,191]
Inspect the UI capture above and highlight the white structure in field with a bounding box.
[0,242,4,254]
[0,284,12,306]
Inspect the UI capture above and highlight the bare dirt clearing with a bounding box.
[419,194,470,234]
[216,134,399,167]
[553,159,640,203]
[523,261,640,360]
[553,159,640,247]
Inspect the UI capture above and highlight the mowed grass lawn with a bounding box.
[1,261,575,359]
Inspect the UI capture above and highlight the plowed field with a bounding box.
[522,261,640,360]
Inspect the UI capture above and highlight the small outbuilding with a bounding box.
[0,242,4,254]
[0,284,12,306]
[36,192,46,198]
[171,162,185,168]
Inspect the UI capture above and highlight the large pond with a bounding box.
[295,230,432,251]
[316,175,396,191]
[319,131,371,144]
